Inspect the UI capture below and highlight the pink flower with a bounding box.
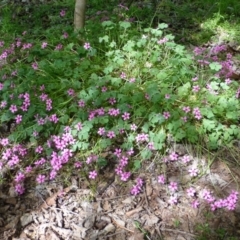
[122,112,130,120]
[84,42,91,50]
[15,172,25,183]
[55,44,63,50]
[188,167,199,177]
[74,161,82,168]
[135,133,149,143]
[114,148,122,158]
[15,184,25,195]
[191,200,200,208]
[9,105,18,113]
[130,124,137,131]
[25,166,32,173]
[32,62,38,70]
[101,86,107,92]
[163,111,171,119]
[67,88,75,96]
[225,78,232,85]
[120,172,131,181]
[35,146,43,154]
[193,107,202,120]
[181,116,188,122]
[127,148,134,156]
[60,9,66,17]
[36,174,46,184]
[186,187,196,197]
[120,72,126,79]
[63,32,68,39]
[145,94,150,100]
[192,85,200,92]
[130,178,144,195]
[49,114,59,124]
[157,174,165,184]
[169,152,178,161]
[148,142,155,150]
[78,100,85,107]
[0,101,7,109]
[120,156,128,167]
[1,138,9,146]
[168,181,178,192]
[98,127,105,136]
[15,115,22,124]
[107,131,115,139]
[89,170,97,179]
[157,37,168,44]
[108,108,120,116]
[108,97,116,105]
[169,195,178,205]
[165,94,170,99]
[182,106,191,113]
[41,42,48,49]
[181,155,191,163]
[75,122,83,131]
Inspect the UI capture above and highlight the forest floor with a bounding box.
[1,142,240,240]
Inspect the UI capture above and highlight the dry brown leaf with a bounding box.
[125,207,143,217]
[40,192,58,209]
[141,214,160,226]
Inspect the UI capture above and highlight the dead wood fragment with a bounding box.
[125,206,143,217]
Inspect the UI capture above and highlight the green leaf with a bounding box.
[59,115,69,124]
[66,43,74,50]
[102,21,115,29]
[174,128,186,141]
[201,108,214,119]
[202,119,216,132]
[119,21,131,29]
[142,123,150,132]
[78,131,89,140]
[177,82,191,96]
[226,111,237,120]
[158,23,168,29]
[133,160,141,171]
[209,62,222,71]
[97,158,108,167]
[140,149,152,159]
[99,139,112,148]
[99,35,109,43]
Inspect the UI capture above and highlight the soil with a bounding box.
[0,142,240,240]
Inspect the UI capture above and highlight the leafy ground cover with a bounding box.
[0,0,240,239]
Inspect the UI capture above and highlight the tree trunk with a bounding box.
[74,0,86,31]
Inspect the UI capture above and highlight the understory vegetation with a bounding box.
[0,0,240,239]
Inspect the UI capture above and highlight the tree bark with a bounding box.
[74,0,86,31]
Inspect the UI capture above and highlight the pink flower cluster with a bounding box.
[130,178,144,195]
[135,133,149,143]
[88,107,105,120]
[192,107,202,120]
[201,189,239,211]
[114,148,135,183]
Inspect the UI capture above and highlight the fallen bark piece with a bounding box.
[101,223,116,234]
[51,225,72,239]
[83,214,96,229]
[20,213,33,227]
[126,207,143,217]
[72,223,87,239]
